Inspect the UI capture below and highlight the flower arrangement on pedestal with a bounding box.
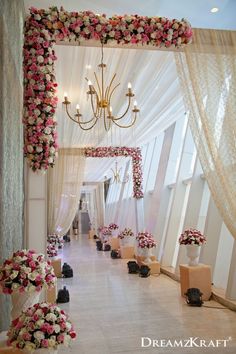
[136,232,156,249]
[47,234,64,249]
[47,244,58,258]
[118,228,134,239]
[178,228,206,245]
[108,223,119,231]
[0,250,56,294]
[179,228,206,266]
[7,302,76,352]
[100,226,112,237]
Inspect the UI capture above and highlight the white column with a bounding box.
[25,165,47,254]
[226,240,236,300]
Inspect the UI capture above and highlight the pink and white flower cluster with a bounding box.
[100,226,112,236]
[0,250,56,294]
[136,232,156,249]
[47,244,58,258]
[85,146,143,198]
[24,7,192,172]
[47,234,64,249]
[108,223,119,231]
[7,302,76,351]
[179,228,206,246]
[118,228,134,239]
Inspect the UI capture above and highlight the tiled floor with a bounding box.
[58,235,236,354]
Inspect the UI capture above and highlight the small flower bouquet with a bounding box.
[0,250,56,294]
[179,228,206,245]
[7,302,76,352]
[47,244,58,258]
[100,226,112,236]
[118,228,134,239]
[136,232,156,248]
[108,223,119,231]
[47,234,64,249]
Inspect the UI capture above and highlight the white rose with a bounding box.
[50,147,55,154]
[96,24,102,32]
[128,24,134,31]
[35,319,44,328]
[28,117,35,125]
[34,331,45,341]
[48,339,56,348]
[137,27,144,33]
[29,79,35,85]
[28,284,36,292]
[12,283,20,290]
[37,56,44,63]
[75,26,81,33]
[46,313,57,322]
[25,343,36,352]
[63,334,71,346]
[84,27,90,34]
[34,14,41,21]
[45,106,51,112]
[109,30,115,37]
[44,127,51,135]
[28,271,38,281]
[10,270,18,280]
[36,146,43,153]
[34,109,41,116]
[27,145,34,153]
[66,322,72,331]
[48,157,54,164]
[37,118,43,124]
[53,324,61,333]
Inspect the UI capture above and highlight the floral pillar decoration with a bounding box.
[84,146,144,199]
[24,7,192,171]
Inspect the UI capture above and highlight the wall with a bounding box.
[0,0,25,330]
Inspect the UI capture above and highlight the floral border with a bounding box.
[24,6,193,171]
[84,147,143,199]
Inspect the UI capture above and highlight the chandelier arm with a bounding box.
[111,96,132,121]
[77,116,99,131]
[107,82,121,104]
[65,105,83,124]
[112,112,137,128]
[94,72,102,100]
[104,111,111,131]
[106,74,118,101]
[90,92,100,119]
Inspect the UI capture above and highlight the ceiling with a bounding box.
[23,0,236,183]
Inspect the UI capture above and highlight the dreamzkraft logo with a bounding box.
[141,336,232,348]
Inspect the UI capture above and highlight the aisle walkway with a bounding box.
[58,235,236,354]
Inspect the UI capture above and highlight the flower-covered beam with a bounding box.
[24,6,193,171]
[84,147,143,199]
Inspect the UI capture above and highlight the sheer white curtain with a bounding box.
[48,148,85,236]
[175,29,236,239]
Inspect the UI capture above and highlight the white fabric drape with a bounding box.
[48,148,85,236]
[175,29,236,239]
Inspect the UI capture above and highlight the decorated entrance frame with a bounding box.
[23,6,193,172]
[84,146,143,199]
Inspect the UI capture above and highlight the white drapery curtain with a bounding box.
[48,148,85,236]
[175,29,236,239]
[83,183,105,231]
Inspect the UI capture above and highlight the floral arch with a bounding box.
[23,6,192,181]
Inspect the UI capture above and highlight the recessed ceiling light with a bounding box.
[211,7,219,13]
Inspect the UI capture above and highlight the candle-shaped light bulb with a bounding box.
[128,82,132,89]
[134,100,137,109]
[109,106,113,116]
[64,92,68,101]
[88,80,92,86]
[76,104,80,111]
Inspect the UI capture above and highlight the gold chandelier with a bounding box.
[104,161,129,185]
[62,44,139,131]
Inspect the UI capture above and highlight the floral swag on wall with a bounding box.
[84,147,143,199]
[24,6,193,171]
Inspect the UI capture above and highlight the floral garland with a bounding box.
[84,146,143,198]
[136,232,156,248]
[0,250,56,294]
[24,7,193,171]
[179,228,206,245]
[7,302,76,351]
[118,228,134,239]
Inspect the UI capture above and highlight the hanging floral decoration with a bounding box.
[24,7,193,171]
[84,146,143,198]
